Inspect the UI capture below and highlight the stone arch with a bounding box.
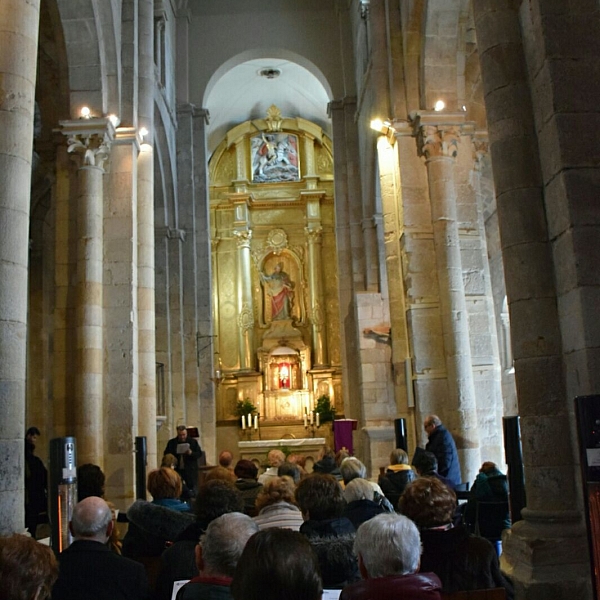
[56,0,120,118]
[203,48,334,106]
[420,0,472,111]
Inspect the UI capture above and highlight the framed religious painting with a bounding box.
[250,132,300,183]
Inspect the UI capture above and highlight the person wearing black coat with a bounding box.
[424,415,462,487]
[378,448,417,509]
[296,474,359,589]
[400,477,513,599]
[155,480,245,600]
[342,478,385,529]
[164,426,202,492]
[52,497,151,600]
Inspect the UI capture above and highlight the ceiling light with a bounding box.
[258,68,281,79]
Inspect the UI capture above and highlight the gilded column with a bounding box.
[414,114,480,480]
[233,199,254,371]
[0,0,41,534]
[304,194,328,367]
[61,119,114,467]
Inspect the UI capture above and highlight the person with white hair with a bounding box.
[339,514,442,600]
[52,497,151,600]
[176,512,259,600]
[342,478,385,529]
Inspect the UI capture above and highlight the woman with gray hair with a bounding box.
[340,514,442,600]
[342,479,385,529]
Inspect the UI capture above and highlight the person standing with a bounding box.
[424,415,461,487]
[24,426,48,536]
[164,426,202,493]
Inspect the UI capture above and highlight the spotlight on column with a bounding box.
[370,118,384,132]
[370,118,396,144]
[80,106,91,119]
[434,100,445,112]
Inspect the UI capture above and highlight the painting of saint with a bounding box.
[261,262,294,321]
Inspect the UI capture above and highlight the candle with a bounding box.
[316,412,320,427]
[310,411,314,425]
[254,415,258,430]
[241,415,246,429]
[304,414,308,428]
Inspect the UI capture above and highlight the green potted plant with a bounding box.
[235,398,257,428]
[315,394,336,424]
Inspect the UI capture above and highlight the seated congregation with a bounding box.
[0,447,513,600]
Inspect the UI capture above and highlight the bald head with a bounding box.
[219,451,233,468]
[70,496,113,542]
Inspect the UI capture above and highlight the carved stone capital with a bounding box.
[472,132,489,168]
[67,133,111,168]
[59,118,115,170]
[233,229,253,249]
[416,125,460,160]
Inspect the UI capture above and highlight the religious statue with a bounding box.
[251,132,299,182]
[261,262,294,321]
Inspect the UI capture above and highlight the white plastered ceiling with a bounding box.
[205,58,332,155]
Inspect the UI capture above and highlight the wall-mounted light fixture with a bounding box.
[370,118,396,144]
[108,114,120,127]
[434,100,446,112]
[80,106,92,119]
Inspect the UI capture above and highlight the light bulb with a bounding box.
[434,100,445,112]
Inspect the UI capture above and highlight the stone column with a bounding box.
[414,114,480,480]
[61,119,113,466]
[104,128,139,505]
[304,193,328,367]
[233,199,254,372]
[193,108,216,461]
[473,1,592,597]
[137,0,157,470]
[0,0,41,535]
[137,144,156,469]
[329,99,361,419]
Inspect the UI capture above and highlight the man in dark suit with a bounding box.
[52,496,151,600]
[164,425,202,492]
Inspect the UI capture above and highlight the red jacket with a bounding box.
[340,572,442,600]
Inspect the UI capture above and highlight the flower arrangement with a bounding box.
[315,394,336,423]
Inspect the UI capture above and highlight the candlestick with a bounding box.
[316,412,320,427]
[304,414,308,428]
[310,411,314,425]
[254,415,258,430]
[241,415,246,429]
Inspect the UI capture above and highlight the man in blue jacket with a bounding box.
[424,415,462,487]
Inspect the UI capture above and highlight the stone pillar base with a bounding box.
[360,426,395,481]
[501,509,592,600]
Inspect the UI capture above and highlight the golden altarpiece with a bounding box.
[209,107,342,445]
